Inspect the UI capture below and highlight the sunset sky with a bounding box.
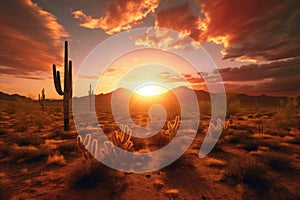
[0,0,299,99]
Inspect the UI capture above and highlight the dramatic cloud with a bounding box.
[155,2,206,42]
[219,58,300,96]
[0,0,68,77]
[158,57,300,96]
[135,28,200,50]
[72,0,159,35]
[199,0,300,62]
[153,0,300,62]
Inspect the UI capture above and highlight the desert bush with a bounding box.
[11,144,46,163]
[130,137,146,151]
[205,157,227,167]
[199,101,211,115]
[57,140,78,154]
[243,141,259,152]
[0,130,6,135]
[265,139,283,151]
[70,160,106,189]
[15,133,43,146]
[227,99,241,116]
[272,98,299,131]
[13,115,29,132]
[46,150,67,166]
[224,157,269,189]
[263,151,293,171]
[289,135,300,144]
[0,183,8,200]
[230,124,254,134]
[0,144,12,163]
[225,134,241,144]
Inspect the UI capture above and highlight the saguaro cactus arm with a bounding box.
[53,64,64,95]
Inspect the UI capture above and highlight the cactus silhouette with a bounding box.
[53,41,72,131]
[38,88,45,111]
[88,84,94,111]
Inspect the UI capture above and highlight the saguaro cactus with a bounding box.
[38,88,45,111]
[88,84,94,111]
[53,41,72,131]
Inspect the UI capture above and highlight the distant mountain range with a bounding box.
[1,87,299,107]
[0,91,31,102]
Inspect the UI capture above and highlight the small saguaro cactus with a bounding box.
[258,120,263,134]
[53,41,72,131]
[88,84,94,111]
[38,88,45,111]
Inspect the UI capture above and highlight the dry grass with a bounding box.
[205,157,227,167]
[243,141,260,152]
[46,150,67,166]
[263,151,293,171]
[224,157,269,189]
[11,144,47,164]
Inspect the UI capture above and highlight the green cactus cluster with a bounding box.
[53,41,72,131]
[162,115,180,141]
[38,88,45,111]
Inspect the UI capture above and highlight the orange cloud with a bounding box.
[73,0,159,35]
[155,2,206,42]
[135,28,200,50]
[152,0,300,62]
[198,0,300,61]
[0,0,68,77]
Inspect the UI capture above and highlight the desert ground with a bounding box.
[0,91,300,200]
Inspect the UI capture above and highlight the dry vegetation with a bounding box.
[0,96,299,199]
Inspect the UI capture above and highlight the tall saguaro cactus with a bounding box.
[38,88,45,111]
[88,84,94,111]
[53,41,72,131]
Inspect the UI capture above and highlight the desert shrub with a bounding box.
[46,150,67,166]
[273,98,298,130]
[130,137,146,151]
[230,124,254,134]
[13,115,29,132]
[224,157,269,189]
[0,183,8,200]
[0,130,6,135]
[11,144,47,163]
[243,141,259,152]
[289,135,300,144]
[70,161,105,189]
[205,157,227,167]
[227,99,241,116]
[199,101,211,115]
[263,152,293,171]
[225,134,241,144]
[15,133,42,146]
[0,144,12,163]
[57,141,78,154]
[266,139,283,151]
[4,103,17,115]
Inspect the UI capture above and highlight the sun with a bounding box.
[135,83,168,96]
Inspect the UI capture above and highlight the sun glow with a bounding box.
[135,83,168,96]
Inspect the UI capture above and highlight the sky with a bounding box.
[0,0,299,99]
